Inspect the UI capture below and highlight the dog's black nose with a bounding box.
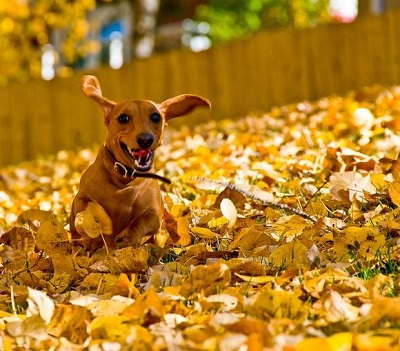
[137,133,154,149]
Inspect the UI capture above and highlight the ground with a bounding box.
[1,85,400,350]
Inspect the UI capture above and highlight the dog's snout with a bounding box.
[137,133,154,149]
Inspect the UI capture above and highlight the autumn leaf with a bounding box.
[179,261,231,297]
[388,177,400,206]
[74,202,113,238]
[36,218,70,255]
[89,247,149,274]
[248,288,307,320]
[269,239,310,269]
[333,226,385,261]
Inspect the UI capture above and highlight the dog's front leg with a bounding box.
[116,209,161,248]
[71,196,116,252]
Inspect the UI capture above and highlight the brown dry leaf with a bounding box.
[163,209,180,243]
[79,273,119,295]
[229,225,276,252]
[214,187,246,210]
[18,209,56,224]
[229,260,266,277]
[89,247,149,274]
[0,227,36,253]
[74,202,113,238]
[47,254,76,294]
[36,218,70,255]
[179,261,231,298]
[0,245,30,273]
[178,243,209,266]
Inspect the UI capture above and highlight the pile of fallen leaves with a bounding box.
[1,85,400,350]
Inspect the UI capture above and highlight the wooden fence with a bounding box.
[0,10,399,165]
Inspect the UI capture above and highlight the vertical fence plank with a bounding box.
[0,88,9,165]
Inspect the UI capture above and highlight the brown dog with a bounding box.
[70,75,211,251]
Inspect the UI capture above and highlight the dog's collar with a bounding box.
[104,146,171,184]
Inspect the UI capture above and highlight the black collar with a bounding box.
[104,146,171,184]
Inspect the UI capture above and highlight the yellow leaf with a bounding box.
[191,226,219,239]
[248,288,306,320]
[170,204,188,217]
[90,316,153,346]
[48,304,91,343]
[207,216,229,229]
[269,240,310,269]
[389,178,400,206]
[113,273,140,298]
[36,218,69,255]
[334,226,385,261]
[234,273,275,284]
[74,202,112,238]
[47,254,75,294]
[89,247,149,274]
[273,215,309,241]
[353,333,398,351]
[369,295,400,326]
[123,287,165,323]
[296,337,330,351]
[176,216,191,246]
[179,262,231,297]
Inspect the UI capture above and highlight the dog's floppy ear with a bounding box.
[159,94,211,121]
[81,75,115,120]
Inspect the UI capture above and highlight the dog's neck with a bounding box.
[103,145,171,184]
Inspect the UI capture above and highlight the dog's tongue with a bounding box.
[133,149,151,166]
[138,149,150,158]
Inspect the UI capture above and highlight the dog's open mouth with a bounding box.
[121,143,155,172]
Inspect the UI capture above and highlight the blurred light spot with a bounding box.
[41,44,56,81]
[190,36,211,52]
[329,0,358,23]
[109,32,123,69]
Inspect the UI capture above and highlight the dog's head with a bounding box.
[81,75,211,172]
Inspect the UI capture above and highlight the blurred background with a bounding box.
[0,0,399,165]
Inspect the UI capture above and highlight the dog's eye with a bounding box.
[118,114,130,124]
[150,112,161,124]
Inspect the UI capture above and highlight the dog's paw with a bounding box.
[75,202,113,239]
